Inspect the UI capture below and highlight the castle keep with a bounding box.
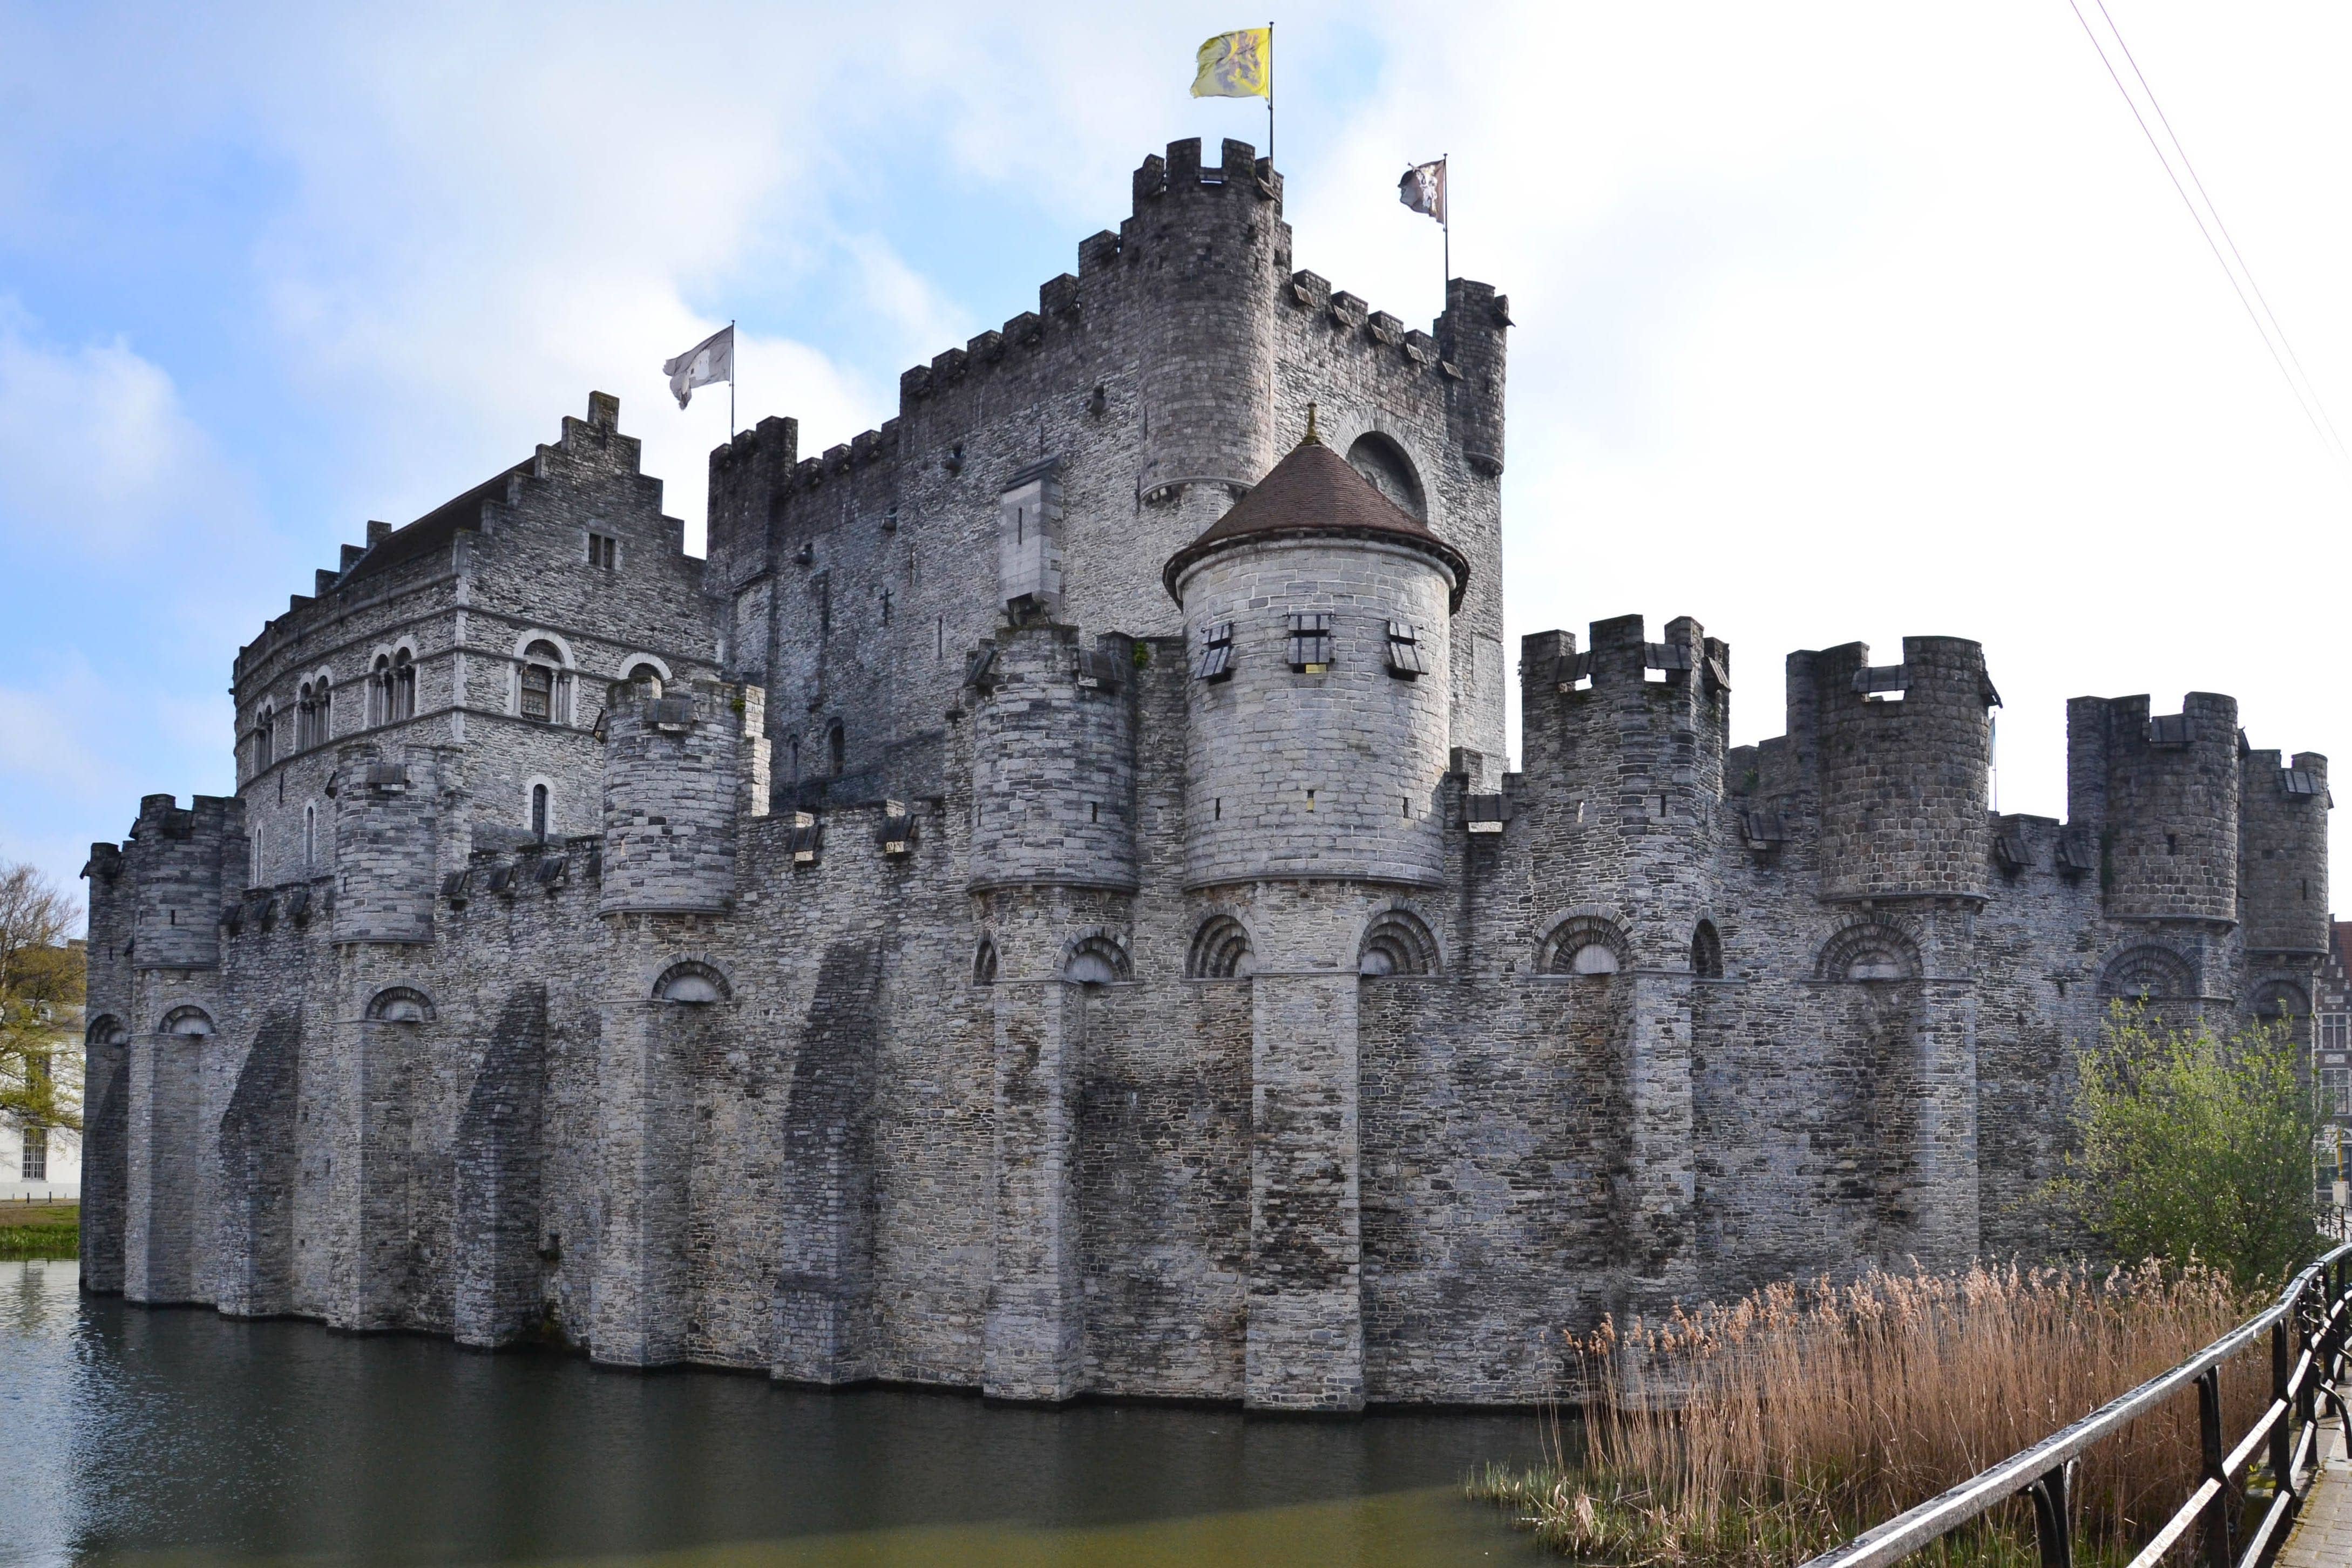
[80,140,2331,1409]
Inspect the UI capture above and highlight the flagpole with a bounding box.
[1441,155,1450,292]
[729,318,737,436]
[1265,21,1275,166]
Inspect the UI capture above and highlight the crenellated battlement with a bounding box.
[2068,691,2241,923]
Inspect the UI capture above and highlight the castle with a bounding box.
[78,139,2332,1410]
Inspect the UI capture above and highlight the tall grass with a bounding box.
[1472,1260,2263,1566]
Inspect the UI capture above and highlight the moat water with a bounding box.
[1,1261,1550,1566]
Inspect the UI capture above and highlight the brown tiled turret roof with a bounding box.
[1162,429,1469,609]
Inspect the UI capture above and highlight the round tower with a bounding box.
[329,749,440,944]
[1133,137,1285,596]
[2082,692,2240,923]
[1808,637,1996,902]
[598,679,756,916]
[969,626,1137,894]
[2239,748,2329,956]
[1167,430,1463,897]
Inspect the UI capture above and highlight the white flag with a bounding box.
[663,325,734,409]
[1399,159,1447,226]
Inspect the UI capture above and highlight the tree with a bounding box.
[0,861,83,1136]
[2056,1002,2322,1291]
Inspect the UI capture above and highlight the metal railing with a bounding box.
[1804,1243,2352,1568]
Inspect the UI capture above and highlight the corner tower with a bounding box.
[1165,426,1465,1411]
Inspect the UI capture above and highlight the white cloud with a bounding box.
[0,308,252,560]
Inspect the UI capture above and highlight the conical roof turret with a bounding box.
[1162,415,1468,608]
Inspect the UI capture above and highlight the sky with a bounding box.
[2,2,2347,917]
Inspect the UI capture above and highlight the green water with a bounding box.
[0,1261,1550,1567]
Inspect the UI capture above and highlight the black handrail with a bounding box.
[1802,1243,2352,1568]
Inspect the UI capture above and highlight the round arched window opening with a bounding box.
[1359,909,1439,977]
[367,987,435,1023]
[1064,935,1129,988]
[654,961,731,1004]
[625,663,664,697]
[973,939,999,986]
[1345,432,1427,520]
[1567,943,1620,975]
[1690,921,1724,980]
[160,1007,214,1037]
[1188,916,1252,979]
[1847,953,1909,982]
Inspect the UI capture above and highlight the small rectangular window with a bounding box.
[1385,621,1425,678]
[588,533,618,569]
[21,1125,45,1182]
[1194,622,1234,682]
[1287,613,1332,673]
[2324,1015,2351,1052]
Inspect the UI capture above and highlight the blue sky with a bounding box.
[4,2,2349,914]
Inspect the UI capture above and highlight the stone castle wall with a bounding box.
[77,139,2330,1410]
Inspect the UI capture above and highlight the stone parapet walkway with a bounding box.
[2279,1415,2351,1568]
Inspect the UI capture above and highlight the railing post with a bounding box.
[2198,1367,2231,1568]
[2026,1460,2073,1568]
[2272,1318,2295,1505]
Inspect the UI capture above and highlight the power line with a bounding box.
[2090,0,2349,461]
[2063,0,2346,463]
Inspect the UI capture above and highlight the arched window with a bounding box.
[1188,915,1252,979]
[303,803,317,870]
[624,662,664,697]
[2098,945,2195,1002]
[654,961,730,1004]
[296,683,316,750]
[315,674,332,742]
[828,719,846,777]
[249,824,266,887]
[531,783,550,839]
[159,1006,214,1037]
[1345,432,1427,520]
[1359,908,1439,976]
[1063,933,1129,986]
[391,649,416,721]
[366,987,435,1023]
[1818,921,1921,983]
[370,653,392,725]
[255,704,275,771]
[520,640,564,723]
[2253,981,2311,1022]
[973,938,999,986]
[87,1016,127,1050]
[788,736,801,782]
[1542,914,1631,976]
[1690,921,1724,980]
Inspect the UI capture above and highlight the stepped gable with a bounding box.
[1161,429,1469,608]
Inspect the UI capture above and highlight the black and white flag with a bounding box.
[663,325,734,409]
[1399,158,1447,226]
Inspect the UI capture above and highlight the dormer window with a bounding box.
[1287,613,1332,674]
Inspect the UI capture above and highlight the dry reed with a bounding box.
[1472,1260,2265,1566]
